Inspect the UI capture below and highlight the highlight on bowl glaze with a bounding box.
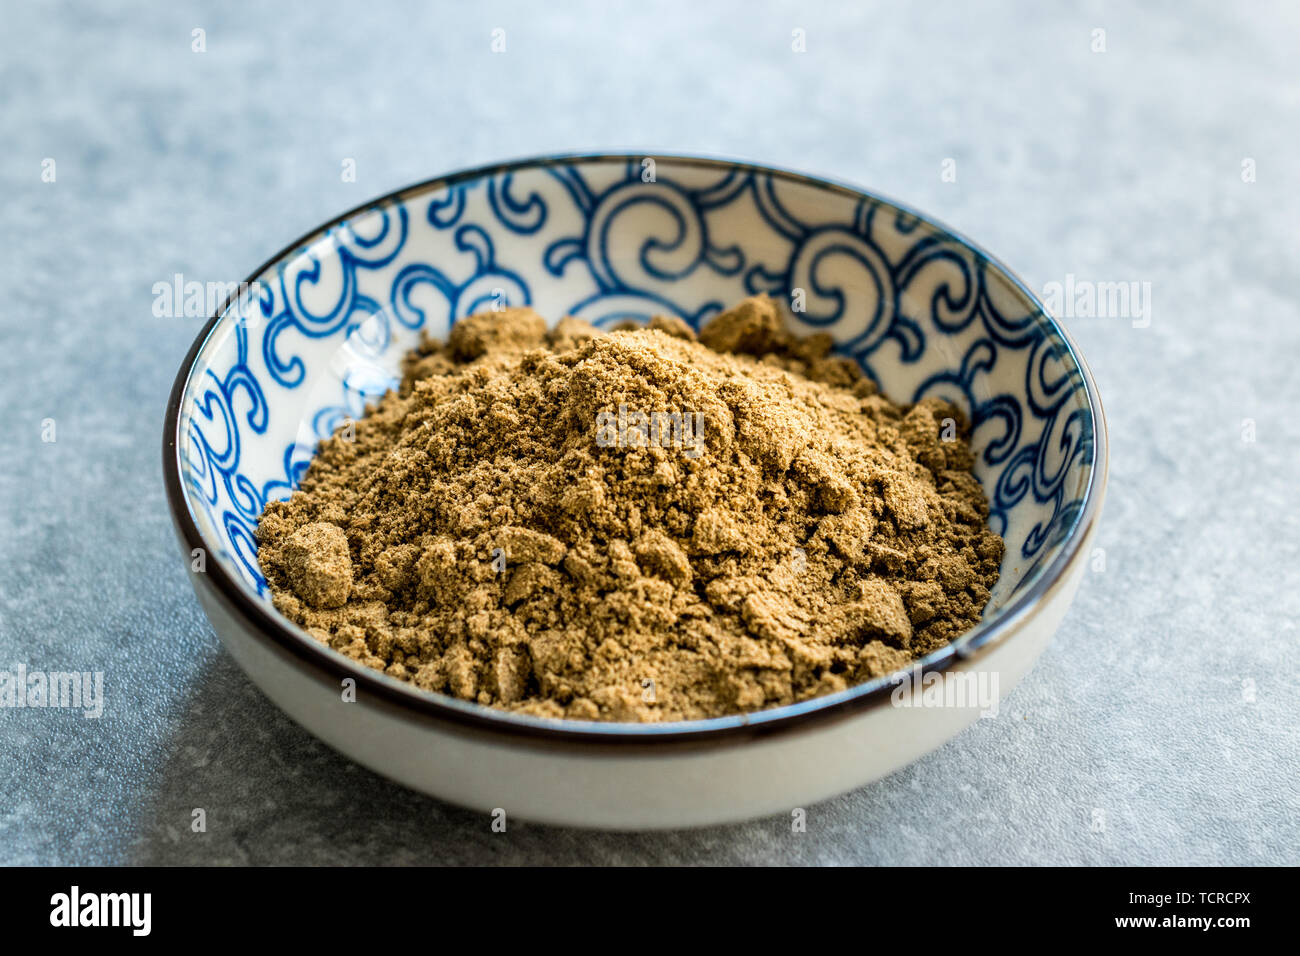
[171,153,1099,724]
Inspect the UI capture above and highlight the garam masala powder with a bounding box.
[256,294,1003,722]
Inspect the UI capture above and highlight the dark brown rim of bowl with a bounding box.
[162,150,1108,751]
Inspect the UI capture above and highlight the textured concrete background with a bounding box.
[1,0,1296,865]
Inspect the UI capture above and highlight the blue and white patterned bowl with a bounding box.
[164,153,1107,828]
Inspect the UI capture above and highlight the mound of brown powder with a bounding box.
[256,294,1003,722]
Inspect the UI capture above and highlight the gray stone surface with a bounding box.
[1,0,1296,865]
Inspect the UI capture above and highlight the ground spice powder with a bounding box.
[257,295,1003,722]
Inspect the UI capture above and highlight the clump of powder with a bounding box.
[257,295,1003,722]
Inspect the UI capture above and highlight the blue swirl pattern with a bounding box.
[178,158,1094,605]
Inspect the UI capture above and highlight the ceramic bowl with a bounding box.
[163,153,1107,829]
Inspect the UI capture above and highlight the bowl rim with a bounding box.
[162,149,1109,749]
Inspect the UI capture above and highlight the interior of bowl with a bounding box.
[174,154,1097,695]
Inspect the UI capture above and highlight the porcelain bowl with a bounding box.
[163,153,1107,829]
